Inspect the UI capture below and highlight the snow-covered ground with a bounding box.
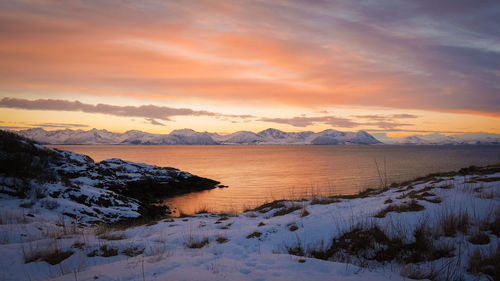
[0,131,219,225]
[1,165,499,281]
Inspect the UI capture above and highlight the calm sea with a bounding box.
[50,145,500,214]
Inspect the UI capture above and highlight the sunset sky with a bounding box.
[0,0,499,137]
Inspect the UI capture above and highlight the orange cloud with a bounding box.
[0,0,499,119]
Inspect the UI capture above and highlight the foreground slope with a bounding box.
[0,155,498,280]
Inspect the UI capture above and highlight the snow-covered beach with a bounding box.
[1,131,499,281]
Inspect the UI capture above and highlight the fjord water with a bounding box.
[52,145,500,214]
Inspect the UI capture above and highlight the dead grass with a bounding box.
[400,264,439,281]
[468,245,500,280]
[399,186,441,204]
[468,232,490,245]
[307,221,454,265]
[0,210,26,224]
[195,206,210,214]
[246,231,262,239]
[334,188,383,199]
[310,197,340,205]
[185,236,209,248]
[216,236,229,244]
[422,197,442,204]
[24,244,74,265]
[71,241,85,250]
[489,206,500,237]
[94,214,165,233]
[98,232,126,240]
[122,247,144,257]
[145,242,169,262]
[272,205,302,217]
[19,201,33,208]
[300,208,310,217]
[178,210,190,218]
[246,212,258,218]
[440,209,469,237]
[99,245,118,257]
[374,200,425,218]
[472,176,500,182]
[252,200,286,213]
[218,223,232,230]
[286,240,305,257]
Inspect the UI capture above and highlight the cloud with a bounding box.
[260,113,416,130]
[0,97,253,121]
[29,123,88,128]
[0,0,499,117]
[391,114,419,119]
[0,126,31,130]
[145,118,165,126]
[259,116,360,128]
[0,122,87,130]
[351,114,417,129]
[366,129,470,134]
[354,114,418,120]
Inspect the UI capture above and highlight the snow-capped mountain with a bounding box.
[166,129,216,145]
[210,131,264,144]
[396,133,500,145]
[15,128,383,145]
[258,128,316,144]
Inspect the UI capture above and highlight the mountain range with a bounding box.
[13,128,500,145]
[14,128,382,145]
[372,132,500,145]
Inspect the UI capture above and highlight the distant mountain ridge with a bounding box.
[15,128,382,145]
[397,133,500,145]
[372,132,500,145]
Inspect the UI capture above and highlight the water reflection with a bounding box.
[50,145,500,215]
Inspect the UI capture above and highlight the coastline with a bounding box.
[1,162,499,280]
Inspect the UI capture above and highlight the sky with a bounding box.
[0,0,499,137]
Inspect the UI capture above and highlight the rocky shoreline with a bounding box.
[0,130,220,224]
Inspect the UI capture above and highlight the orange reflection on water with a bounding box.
[51,145,500,215]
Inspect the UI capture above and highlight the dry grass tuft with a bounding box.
[400,264,439,280]
[216,236,229,244]
[99,245,118,257]
[71,242,85,250]
[195,206,210,214]
[19,201,33,208]
[441,209,469,237]
[122,247,144,257]
[185,236,209,249]
[374,200,425,218]
[272,205,302,217]
[468,245,500,280]
[246,231,262,239]
[98,232,126,240]
[468,232,490,245]
[24,246,74,265]
[300,208,310,217]
[310,197,340,205]
[252,200,286,213]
